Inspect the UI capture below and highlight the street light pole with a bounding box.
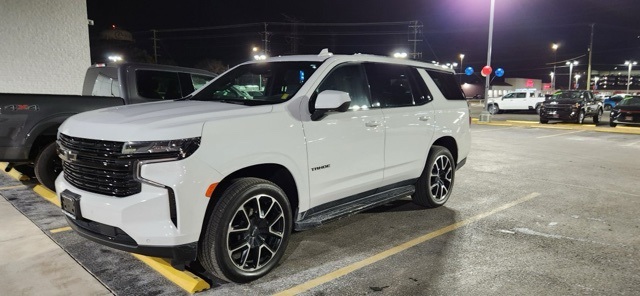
[483,0,495,111]
[459,54,465,84]
[625,61,637,93]
[574,74,581,89]
[567,61,578,89]
[552,43,558,90]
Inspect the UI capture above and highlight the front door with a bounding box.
[302,63,385,208]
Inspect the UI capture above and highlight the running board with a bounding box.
[294,185,415,231]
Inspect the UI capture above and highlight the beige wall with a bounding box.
[0,0,90,95]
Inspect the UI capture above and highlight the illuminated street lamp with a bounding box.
[551,43,559,89]
[625,61,637,93]
[254,54,267,60]
[108,55,123,62]
[393,52,408,58]
[550,71,554,87]
[574,74,581,89]
[593,76,599,90]
[566,61,578,89]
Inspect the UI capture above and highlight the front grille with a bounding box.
[59,134,141,197]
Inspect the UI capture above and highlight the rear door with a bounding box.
[364,63,435,186]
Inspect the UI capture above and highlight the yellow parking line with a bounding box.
[50,226,72,233]
[131,254,210,293]
[273,192,541,296]
[0,162,29,181]
[33,184,60,207]
[536,130,584,139]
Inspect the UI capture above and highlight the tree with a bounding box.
[194,59,228,74]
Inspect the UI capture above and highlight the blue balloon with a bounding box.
[495,68,505,77]
[465,67,474,76]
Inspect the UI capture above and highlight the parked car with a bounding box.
[603,94,629,110]
[55,50,471,282]
[539,90,603,124]
[486,91,545,114]
[0,63,216,190]
[610,96,640,127]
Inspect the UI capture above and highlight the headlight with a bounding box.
[121,137,201,159]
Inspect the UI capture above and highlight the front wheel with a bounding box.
[593,109,603,124]
[199,178,292,283]
[412,146,455,208]
[610,120,617,127]
[34,142,63,191]
[539,117,549,124]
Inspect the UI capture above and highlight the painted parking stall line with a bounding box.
[536,130,584,139]
[273,192,541,296]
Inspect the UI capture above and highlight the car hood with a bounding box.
[543,99,580,106]
[59,100,273,141]
[613,105,640,112]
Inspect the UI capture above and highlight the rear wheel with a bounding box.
[34,142,62,191]
[576,110,585,124]
[199,178,292,283]
[488,104,499,115]
[593,109,602,124]
[412,146,455,208]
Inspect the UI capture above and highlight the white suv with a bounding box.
[55,51,471,282]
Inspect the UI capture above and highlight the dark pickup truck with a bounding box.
[0,63,216,190]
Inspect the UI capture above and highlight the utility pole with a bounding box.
[408,21,423,60]
[283,14,301,54]
[261,22,271,56]
[151,29,159,64]
[586,23,595,91]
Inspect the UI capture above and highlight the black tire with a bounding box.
[34,142,62,191]
[412,146,455,208]
[535,104,542,114]
[610,120,617,127]
[488,104,499,115]
[199,178,292,283]
[576,110,585,124]
[604,105,611,111]
[539,117,549,124]
[593,108,602,124]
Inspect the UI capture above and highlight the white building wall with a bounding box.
[0,0,90,95]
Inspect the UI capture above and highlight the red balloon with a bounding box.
[481,66,493,77]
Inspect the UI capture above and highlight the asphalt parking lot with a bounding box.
[2,124,639,295]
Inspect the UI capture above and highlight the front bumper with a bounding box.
[540,108,578,121]
[55,155,222,262]
[65,215,197,268]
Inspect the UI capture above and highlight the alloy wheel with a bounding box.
[226,194,285,272]
[429,155,453,202]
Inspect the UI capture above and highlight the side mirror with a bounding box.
[312,90,351,120]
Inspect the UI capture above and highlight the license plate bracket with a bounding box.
[625,116,633,121]
[61,190,82,220]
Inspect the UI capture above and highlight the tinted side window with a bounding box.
[316,64,371,111]
[365,63,416,108]
[136,70,181,100]
[517,93,526,98]
[425,70,465,100]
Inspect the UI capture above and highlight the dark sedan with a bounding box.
[539,90,603,124]
[610,96,640,127]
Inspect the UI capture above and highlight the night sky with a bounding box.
[87,0,640,87]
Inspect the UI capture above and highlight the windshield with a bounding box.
[619,96,640,106]
[549,91,584,101]
[191,61,321,105]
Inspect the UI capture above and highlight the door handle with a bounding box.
[419,116,430,122]
[365,121,380,127]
